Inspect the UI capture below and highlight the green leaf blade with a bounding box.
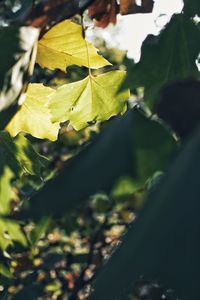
[49,70,130,130]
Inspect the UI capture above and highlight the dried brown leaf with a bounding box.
[120,0,154,15]
[88,0,119,28]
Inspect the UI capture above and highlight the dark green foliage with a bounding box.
[29,217,50,246]
[156,80,200,138]
[183,0,200,17]
[24,109,176,219]
[122,14,200,109]
[89,122,200,300]
[0,131,47,177]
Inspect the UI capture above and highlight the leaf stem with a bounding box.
[82,17,92,76]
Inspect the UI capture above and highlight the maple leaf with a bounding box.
[36,20,111,72]
[6,84,60,141]
[49,70,130,130]
[88,0,119,28]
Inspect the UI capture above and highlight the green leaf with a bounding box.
[0,25,39,113]
[0,263,13,279]
[0,217,27,251]
[0,167,13,215]
[49,70,129,130]
[122,14,200,109]
[24,108,176,219]
[0,131,47,177]
[183,0,200,17]
[6,84,60,141]
[89,126,200,300]
[36,20,111,72]
[29,217,50,246]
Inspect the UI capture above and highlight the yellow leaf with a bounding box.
[6,84,60,141]
[36,20,111,72]
[49,70,130,130]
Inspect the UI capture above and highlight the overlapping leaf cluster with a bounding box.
[0,0,200,299]
[7,20,130,140]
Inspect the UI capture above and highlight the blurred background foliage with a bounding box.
[0,0,200,299]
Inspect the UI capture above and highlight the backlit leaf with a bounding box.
[6,84,60,141]
[89,124,200,300]
[0,217,27,251]
[49,70,129,130]
[0,167,13,215]
[36,20,111,72]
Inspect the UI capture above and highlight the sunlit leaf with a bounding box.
[0,167,13,215]
[36,20,111,72]
[0,217,27,251]
[49,70,129,130]
[6,84,60,141]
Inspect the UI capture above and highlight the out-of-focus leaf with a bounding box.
[88,0,118,28]
[29,217,50,246]
[122,14,200,109]
[88,0,153,28]
[79,0,96,11]
[89,125,200,300]
[36,20,111,72]
[0,217,27,251]
[0,167,13,215]
[156,80,200,139]
[49,70,129,130]
[12,285,43,300]
[111,175,139,199]
[184,0,200,17]
[6,84,60,141]
[0,131,47,177]
[24,108,176,218]
[0,0,33,26]
[26,0,87,29]
[0,263,13,279]
[0,25,39,114]
[120,0,154,15]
